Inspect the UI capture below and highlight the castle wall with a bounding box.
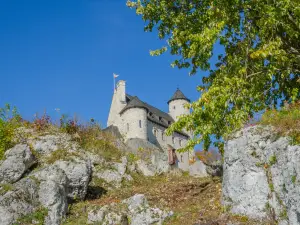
[147,120,190,171]
[121,108,148,140]
[169,99,190,121]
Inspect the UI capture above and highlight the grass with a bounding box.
[64,174,266,225]
[260,101,300,144]
[76,124,123,162]
[14,207,48,225]
[45,148,81,164]
[292,175,297,184]
[269,155,277,166]
[0,183,14,195]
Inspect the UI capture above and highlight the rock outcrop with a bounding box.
[0,144,36,183]
[87,194,173,225]
[223,125,300,225]
[54,158,92,201]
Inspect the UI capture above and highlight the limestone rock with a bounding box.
[39,179,68,225]
[87,194,173,225]
[54,158,92,201]
[206,160,223,177]
[189,160,208,178]
[136,160,156,177]
[0,178,39,225]
[94,156,132,188]
[0,144,36,183]
[29,134,78,156]
[222,125,300,224]
[33,165,69,225]
[151,151,170,174]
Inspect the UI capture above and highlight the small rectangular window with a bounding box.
[127,123,129,132]
[162,133,165,141]
[172,137,175,144]
[179,139,182,147]
[139,120,142,128]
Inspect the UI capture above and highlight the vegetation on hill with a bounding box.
[64,174,265,225]
[260,101,300,144]
[127,0,300,153]
[0,104,122,161]
[0,104,21,159]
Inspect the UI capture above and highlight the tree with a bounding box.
[127,0,300,154]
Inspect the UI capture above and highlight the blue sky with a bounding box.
[0,0,218,128]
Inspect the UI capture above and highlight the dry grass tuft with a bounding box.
[260,101,300,144]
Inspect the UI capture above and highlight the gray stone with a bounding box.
[151,151,170,174]
[39,179,68,225]
[33,165,69,225]
[206,160,223,177]
[223,125,300,225]
[54,158,92,200]
[0,178,39,225]
[29,134,78,156]
[0,144,36,183]
[87,194,173,225]
[136,160,156,177]
[189,160,208,178]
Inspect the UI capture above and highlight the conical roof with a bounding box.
[168,88,190,104]
[120,96,148,114]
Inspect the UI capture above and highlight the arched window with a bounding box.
[139,120,142,128]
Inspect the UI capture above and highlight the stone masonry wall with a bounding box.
[122,107,148,140]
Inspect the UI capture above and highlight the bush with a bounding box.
[260,101,300,144]
[60,114,80,135]
[0,104,21,159]
[32,112,51,131]
[77,122,122,161]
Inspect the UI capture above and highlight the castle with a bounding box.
[107,80,192,171]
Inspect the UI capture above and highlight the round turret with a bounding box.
[168,88,190,121]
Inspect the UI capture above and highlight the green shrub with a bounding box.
[0,104,21,160]
[269,155,277,165]
[59,114,80,134]
[77,123,122,161]
[260,101,300,144]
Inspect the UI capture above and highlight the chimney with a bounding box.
[116,80,126,103]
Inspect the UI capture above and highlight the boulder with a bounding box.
[206,160,223,177]
[0,178,39,225]
[136,160,156,177]
[29,134,78,156]
[0,165,68,225]
[222,125,300,224]
[0,144,36,183]
[54,158,92,201]
[87,194,173,225]
[94,157,132,188]
[33,165,69,225]
[189,160,208,178]
[151,151,170,174]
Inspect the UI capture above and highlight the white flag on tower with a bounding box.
[113,73,119,78]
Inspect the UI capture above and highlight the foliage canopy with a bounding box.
[127,0,300,152]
